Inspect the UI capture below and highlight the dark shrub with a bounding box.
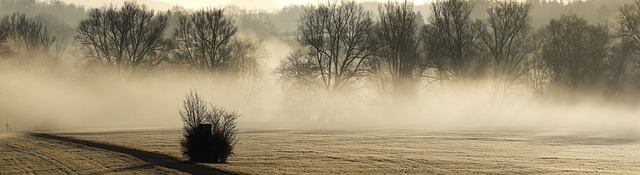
[180,91,238,163]
[209,106,238,162]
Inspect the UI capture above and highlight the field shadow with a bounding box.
[29,133,233,175]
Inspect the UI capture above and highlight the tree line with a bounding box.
[277,0,640,121]
[2,0,640,121]
[72,2,259,77]
[0,1,262,77]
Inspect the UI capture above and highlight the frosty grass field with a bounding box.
[1,124,640,174]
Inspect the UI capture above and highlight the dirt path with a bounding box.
[0,132,230,175]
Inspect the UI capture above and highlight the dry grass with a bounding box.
[0,132,181,174]
[47,126,640,175]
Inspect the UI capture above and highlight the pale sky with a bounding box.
[60,0,433,11]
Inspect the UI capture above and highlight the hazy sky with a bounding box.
[60,0,433,10]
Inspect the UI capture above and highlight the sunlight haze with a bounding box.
[1,0,639,174]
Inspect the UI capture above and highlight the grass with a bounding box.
[2,125,640,174]
[57,126,640,174]
[0,132,181,174]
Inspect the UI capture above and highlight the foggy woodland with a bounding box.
[1,0,640,131]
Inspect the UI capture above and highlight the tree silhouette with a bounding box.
[74,2,169,72]
[275,50,322,121]
[421,0,484,80]
[619,0,640,73]
[478,1,535,98]
[279,1,379,121]
[0,13,56,65]
[619,0,640,50]
[608,36,635,96]
[172,9,260,78]
[373,1,426,105]
[0,19,9,56]
[540,14,610,92]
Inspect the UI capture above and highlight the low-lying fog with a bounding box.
[1,0,640,140]
[1,57,639,138]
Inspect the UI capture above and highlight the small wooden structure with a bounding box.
[198,124,212,136]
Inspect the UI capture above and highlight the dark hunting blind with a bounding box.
[198,124,212,136]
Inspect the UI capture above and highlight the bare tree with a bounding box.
[619,0,640,80]
[540,14,610,92]
[172,9,262,118]
[478,1,535,97]
[0,21,8,43]
[298,1,378,93]
[74,2,168,72]
[276,51,320,90]
[420,0,484,80]
[172,9,260,77]
[0,18,10,56]
[0,13,56,64]
[229,8,279,40]
[33,14,76,65]
[527,51,551,96]
[619,0,640,53]
[608,36,635,96]
[374,1,425,105]
[275,51,321,121]
[278,1,378,121]
[173,9,235,72]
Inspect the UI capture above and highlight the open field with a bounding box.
[0,132,182,174]
[2,125,640,174]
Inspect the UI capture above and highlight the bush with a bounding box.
[180,91,238,163]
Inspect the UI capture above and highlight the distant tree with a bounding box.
[172,9,259,77]
[271,5,306,33]
[229,9,279,40]
[619,0,640,73]
[278,1,378,121]
[608,36,636,95]
[527,48,551,96]
[275,50,321,121]
[276,51,319,89]
[164,6,188,38]
[619,0,640,52]
[539,14,610,92]
[0,0,87,26]
[0,19,9,55]
[420,0,484,80]
[0,13,56,64]
[0,0,37,14]
[33,14,75,62]
[374,1,425,104]
[74,2,169,72]
[478,1,535,96]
